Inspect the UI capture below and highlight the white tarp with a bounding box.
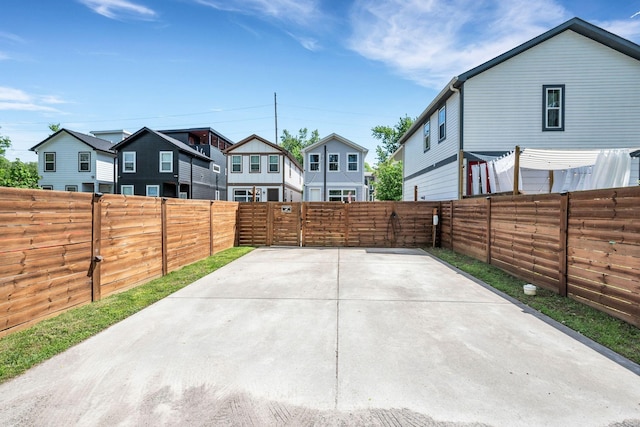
[475,148,635,195]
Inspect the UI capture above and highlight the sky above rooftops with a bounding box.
[2,0,639,164]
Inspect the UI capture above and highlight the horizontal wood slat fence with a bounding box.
[236,202,440,248]
[1,185,639,335]
[0,187,238,337]
[440,186,640,327]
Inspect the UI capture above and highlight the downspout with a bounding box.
[449,79,464,200]
[323,145,327,202]
[282,155,285,202]
[113,154,117,194]
[190,156,193,199]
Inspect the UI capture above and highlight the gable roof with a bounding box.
[224,134,303,170]
[112,127,212,161]
[398,17,640,146]
[302,133,369,154]
[30,128,116,154]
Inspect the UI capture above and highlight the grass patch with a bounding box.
[0,246,254,384]
[424,247,640,366]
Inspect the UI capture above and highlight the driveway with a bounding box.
[0,247,639,426]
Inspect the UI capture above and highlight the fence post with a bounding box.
[209,201,215,256]
[449,200,454,250]
[90,193,103,302]
[161,198,168,276]
[266,202,274,246]
[344,203,350,246]
[559,193,569,297]
[486,196,492,264]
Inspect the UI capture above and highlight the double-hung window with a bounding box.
[78,152,90,172]
[44,152,56,172]
[328,189,356,202]
[121,185,134,195]
[159,151,173,172]
[423,121,431,152]
[347,153,358,172]
[250,155,260,173]
[231,155,242,173]
[309,153,320,171]
[268,155,279,173]
[328,154,339,171]
[438,106,446,141]
[123,152,136,172]
[543,85,565,131]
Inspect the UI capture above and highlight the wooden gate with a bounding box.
[237,201,438,248]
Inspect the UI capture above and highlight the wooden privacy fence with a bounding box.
[0,187,238,336]
[237,201,440,248]
[440,186,640,327]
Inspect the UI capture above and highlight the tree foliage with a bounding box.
[374,160,403,201]
[280,128,319,165]
[48,123,61,134]
[0,128,40,189]
[372,115,414,163]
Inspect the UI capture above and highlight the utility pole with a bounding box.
[274,92,278,145]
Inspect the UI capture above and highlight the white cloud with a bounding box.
[0,87,65,113]
[194,0,320,26]
[0,31,25,44]
[347,0,569,88]
[595,19,640,40]
[78,0,157,20]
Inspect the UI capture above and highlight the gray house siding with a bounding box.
[302,134,368,202]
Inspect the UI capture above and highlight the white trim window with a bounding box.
[250,155,260,173]
[179,192,188,199]
[423,121,431,152]
[309,153,320,171]
[233,188,260,202]
[328,153,339,172]
[268,155,279,173]
[347,153,359,172]
[41,185,53,190]
[65,185,78,192]
[78,152,91,172]
[231,155,242,173]
[146,185,159,197]
[123,152,136,173]
[159,151,173,173]
[329,189,356,202]
[438,105,446,141]
[44,152,56,172]
[543,85,565,131]
[121,185,134,195]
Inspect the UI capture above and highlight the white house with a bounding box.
[301,133,368,202]
[397,17,640,201]
[30,129,120,193]
[224,134,303,202]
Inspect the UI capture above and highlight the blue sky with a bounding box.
[2,0,640,164]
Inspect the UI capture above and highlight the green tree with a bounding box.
[280,128,319,165]
[374,160,403,201]
[372,115,414,163]
[0,128,40,189]
[48,123,61,134]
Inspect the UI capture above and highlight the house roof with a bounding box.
[398,17,640,146]
[224,134,303,170]
[30,128,116,154]
[301,133,369,154]
[112,127,212,161]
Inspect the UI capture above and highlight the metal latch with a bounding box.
[87,255,104,277]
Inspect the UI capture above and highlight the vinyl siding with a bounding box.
[403,93,460,200]
[36,133,115,191]
[96,154,114,182]
[302,137,366,201]
[404,161,459,201]
[463,30,640,151]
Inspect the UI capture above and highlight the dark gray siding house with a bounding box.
[160,128,234,200]
[112,127,220,199]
